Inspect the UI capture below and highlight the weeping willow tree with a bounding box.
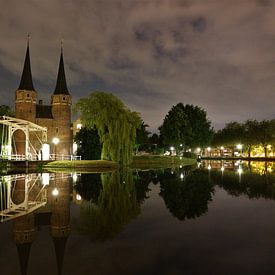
[78,170,140,241]
[74,92,141,165]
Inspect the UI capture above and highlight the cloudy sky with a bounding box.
[0,0,275,132]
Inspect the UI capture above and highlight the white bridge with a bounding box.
[0,116,48,160]
[0,174,48,222]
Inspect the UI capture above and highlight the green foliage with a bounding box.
[135,120,150,153]
[78,170,140,241]
[159,103,212,150]
[0,105,14,116]
[75,92,141,165]
[74,127,102,160]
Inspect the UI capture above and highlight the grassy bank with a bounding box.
[42,156,196,172]
[44,160,118,173]
[131,155,196,169]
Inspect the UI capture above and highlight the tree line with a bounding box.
[211,120,275,157]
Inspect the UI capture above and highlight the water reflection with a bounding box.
[0,162,274,274]
[77,170,141,241]
[159,169,214,220]
[0,173,72,275]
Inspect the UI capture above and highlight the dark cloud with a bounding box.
[0,0,274,132]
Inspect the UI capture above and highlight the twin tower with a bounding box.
[15,42,72,156]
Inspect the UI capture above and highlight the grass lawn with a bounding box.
[43,156,196,172]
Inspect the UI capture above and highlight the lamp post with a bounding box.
[52,137,60,160]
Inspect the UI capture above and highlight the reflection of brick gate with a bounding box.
[0,116,47,160]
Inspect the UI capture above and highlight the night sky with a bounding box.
[0,0,274,132]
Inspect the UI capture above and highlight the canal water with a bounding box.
[0,161,275,275]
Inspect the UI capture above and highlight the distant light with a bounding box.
[52,137,60,145]
[180,156,182,160]
[221,166,225,172]
[76,194,82,201]
[180,165,182,168]
[180,144,183,147]
[208,165,211,170]
[237,167,243,175]
[72,173,78,183]
[41,173,50,186]
[52,187,59,196]
[180,173,184,180]
[73,143,78,154]
[207,147,211,152]
[196,147,201,153]
[220,146,224,150]
[76,123,82,130]
[236,144,242,150]
[188,149,191,152]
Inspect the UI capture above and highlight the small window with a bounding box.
[56,128,59,133]
[63,97,66,100]
[27,94,30,97]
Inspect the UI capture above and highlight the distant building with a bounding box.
[14,41,72,156]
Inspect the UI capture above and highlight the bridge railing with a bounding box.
[0,154,82,161]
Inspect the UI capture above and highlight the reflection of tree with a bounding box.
[74,174,102,203]
[78,170,140,241]
[210,170,275,200]
[133,171,153,203]
[159,170,214,220]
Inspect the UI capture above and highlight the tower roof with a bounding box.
[18,41,35,91]
[54,48,69,95]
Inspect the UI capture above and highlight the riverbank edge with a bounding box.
[44,156,197,172]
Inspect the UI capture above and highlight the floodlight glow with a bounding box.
[52,137,60,145]
[76,194,82,201]
[52,187,59,196]
[236,144,242,150]
[76,123,82,130]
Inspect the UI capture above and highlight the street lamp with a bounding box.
[52,137,60,160]
[236,144,243,157]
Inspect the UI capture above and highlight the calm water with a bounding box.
[0,161,275,275]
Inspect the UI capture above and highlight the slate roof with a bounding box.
[18,43,36,91]
[54,50,69,95]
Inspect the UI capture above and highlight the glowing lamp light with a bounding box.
[41,173,50,186]
[170,146,175,151]
[72,173,78,183]
[208,165,211,170]
[76,123,82,130]
[237,167,243,175]
[197,147,201,153]
[76,194,82,201]
[73,142,78,155]
[52,187,59,196]
[220,146,224,150]
[180,165,182,168]
[42,144,50,160]
[180,144,183,147]
[180,173,184,180]
[221,166,225,172]
[207,147,211,152]
[52,137,60,145]
[236,144,243,150]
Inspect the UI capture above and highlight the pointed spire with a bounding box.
[16,243,32,275]
[18,35,35,91]
[54,42,69,95]
[53,237,68,275]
